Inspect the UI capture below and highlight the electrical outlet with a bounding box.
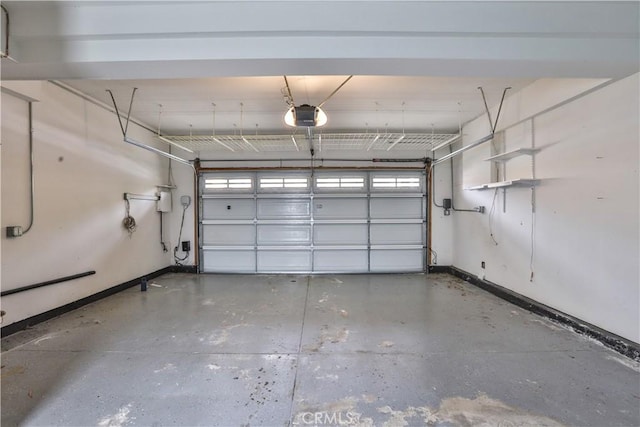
[481,261,486,269]
[180,195,191,208]
[182,241,191,252]
[477,206,486,214]
[6,226,23,238]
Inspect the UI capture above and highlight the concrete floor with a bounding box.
[1,273,639,426]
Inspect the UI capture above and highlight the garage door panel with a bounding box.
[370,249,423,272]
[314,224,368,245]
[257,225,311,245]
[258,250,312,272]
[314,250,368,272]
[370,224,423,245]
[370,198,422,219]
[202,224,255,245]
[257,199,311,219]
[314,198,367,219]
[202,250,256,272]
[200,171,425,273]
[202,198,255,220]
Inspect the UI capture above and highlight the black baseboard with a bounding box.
[1,266,173,338]
[5,263,638,361]
[447,266,640,361]
[171,265,197,274]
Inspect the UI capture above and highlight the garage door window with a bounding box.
[372,176,421,189]
[259,177,309,189]
[316,177,365,189]
[204,177,253,191]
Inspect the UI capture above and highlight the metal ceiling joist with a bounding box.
[433,87,510,166]
[106,88,195,171]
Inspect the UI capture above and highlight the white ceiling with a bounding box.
[1,1,637,153]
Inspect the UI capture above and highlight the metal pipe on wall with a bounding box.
[104,87,195,172]
[5,96,36,237]
[50,81,159,135]
[438,80,619,168]
[432,133,494,166]
[123,192,160,202]
[124,137,195,171]
[447,144,477,213]
[23,102,35,233]
[432,87,508,168]
[426,163,434,267]
[1,271,96,297]
[0,4,10,59]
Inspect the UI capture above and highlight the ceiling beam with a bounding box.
[1,1,638,80]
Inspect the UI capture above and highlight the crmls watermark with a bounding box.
[293,411,362,426]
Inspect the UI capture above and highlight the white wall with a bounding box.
[453,74,640,343]
[1,81,172,327]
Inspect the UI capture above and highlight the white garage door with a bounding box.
[199,170,426,273]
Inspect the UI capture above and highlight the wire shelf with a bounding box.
[162,132,459,153]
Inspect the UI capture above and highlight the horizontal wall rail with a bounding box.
[124,192,159,202]
[1,271,96,297]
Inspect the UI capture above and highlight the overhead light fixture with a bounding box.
[282,75,352,128]
[284,105,328,128]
